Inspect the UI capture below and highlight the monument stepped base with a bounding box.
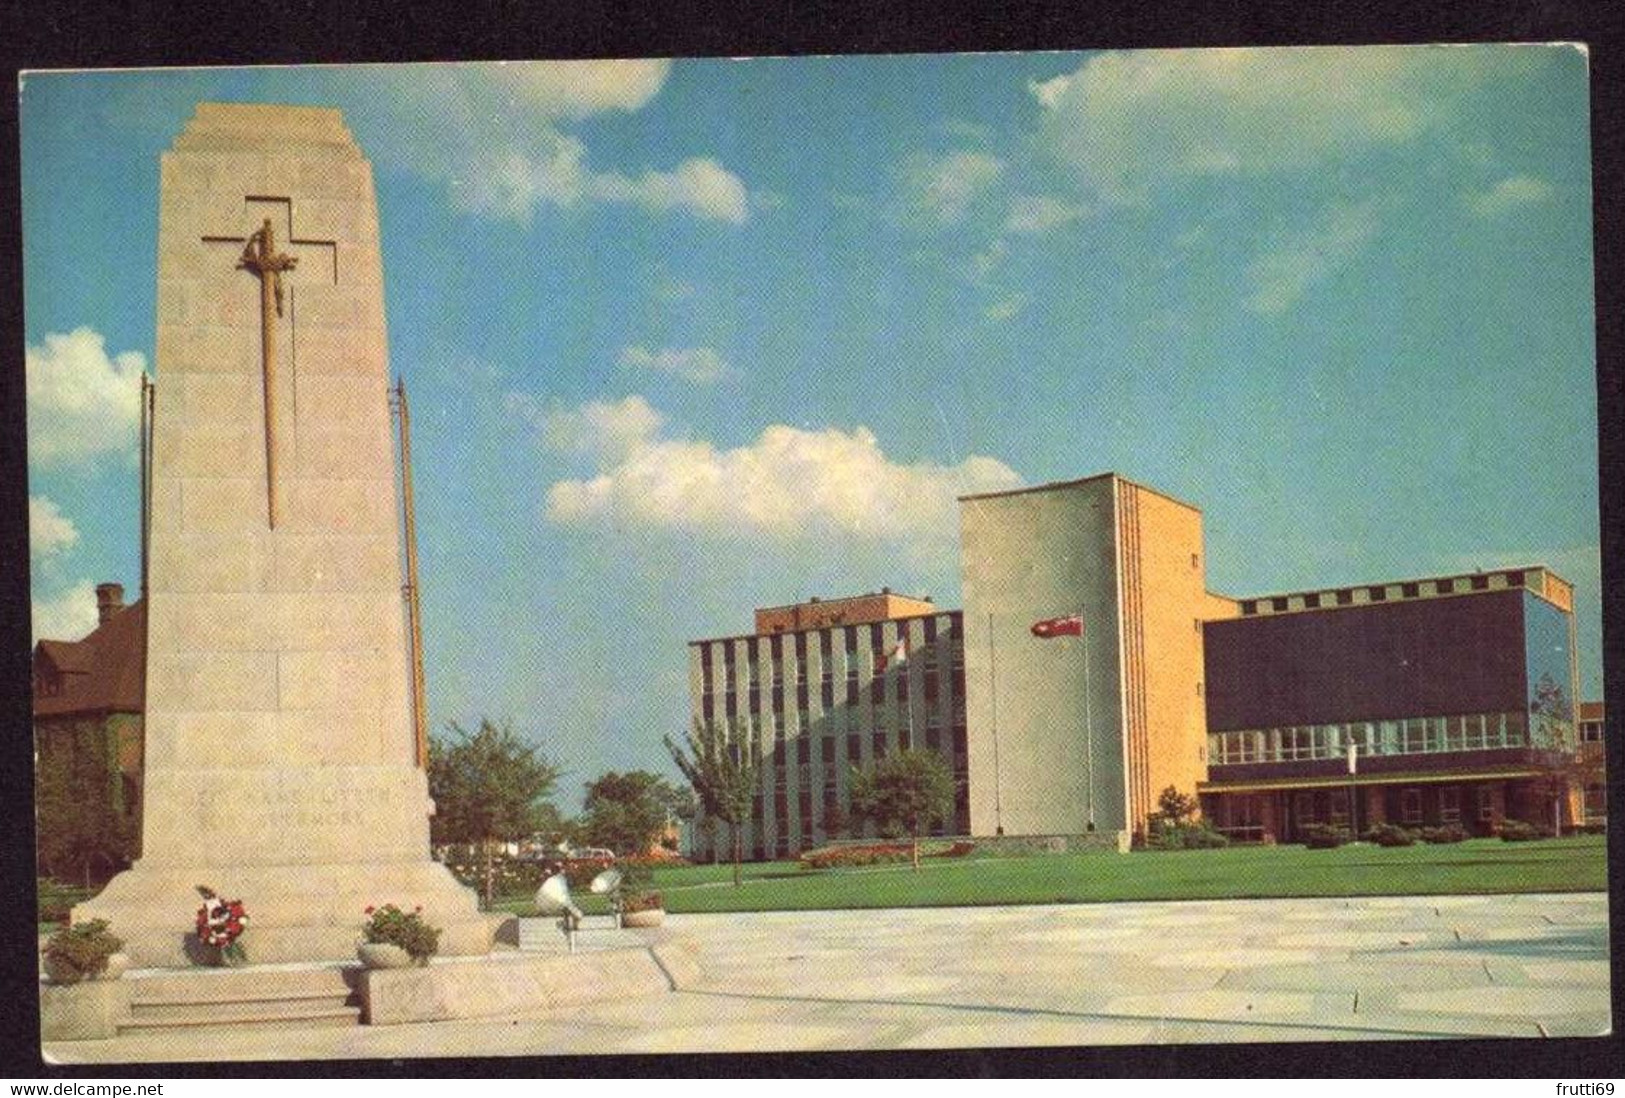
[122,966,362,1034]
[76,860,490,969]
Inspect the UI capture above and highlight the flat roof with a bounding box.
[690,605,963,647]
[958,471,1202,514]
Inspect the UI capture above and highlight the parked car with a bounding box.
[567,847,616,862]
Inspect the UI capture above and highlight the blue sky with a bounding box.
[21,47,1599,802]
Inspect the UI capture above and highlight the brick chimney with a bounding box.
[95,582,125,625]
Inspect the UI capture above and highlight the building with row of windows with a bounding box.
[686,472,1600,856]
[687,591,969,861]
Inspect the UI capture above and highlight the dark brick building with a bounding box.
[1198,567,1582,841]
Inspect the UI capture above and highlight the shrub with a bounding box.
[37,879,95,926]
[1498,819,1551,842]
[1147,820,1229,850]
[1181,824,1231,849]
[799,843,913,869]
[1362,823,1418,847]
[362,904,441,963]
[1300,823,1351,848]
[42,919,123,983]
[1419,824,1467,844]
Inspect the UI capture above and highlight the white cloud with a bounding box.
[29,496,79,560]
[487,59,671,118]
[1244,199,1382,315]
[31,579,98,644]
[619,345,731,384]
[340,62,748,224]
[539,399,1023,548]
[508,393,663,465]
[1033,46,1503,201]
[1004,194,1087,235]
[1466,174,1556,217]
[984,294,1028,322]
[900,150,1004,226]
[25,327,145,466]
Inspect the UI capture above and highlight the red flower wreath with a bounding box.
[195,884,249,962]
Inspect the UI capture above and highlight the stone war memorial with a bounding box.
[75,103,491,967]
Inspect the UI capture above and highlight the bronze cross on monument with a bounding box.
[237,218,298,527]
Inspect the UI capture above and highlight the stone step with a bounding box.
[129,992,356,1024]
[119,964,363,1034]
[126,964,360,1005]
[120,1004,361,1034]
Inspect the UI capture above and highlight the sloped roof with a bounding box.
[33,599,146,718]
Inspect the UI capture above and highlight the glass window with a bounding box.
[1504,710,1527,747]
[1328,789,1349,823]
[1401,582,1419,598]
[1464,714,1485,751]
[1380,721,1400,755]
[1400,788,1423,824]
[1404,719,1427,754]
[1294,791,1315,824]
[1477,786,1495,821]
[1439,787,1460,823]
[1335,589,1353,606]
[1436,578,1454,594]
[1427,717,1447,753]
[1445,716,1465,752]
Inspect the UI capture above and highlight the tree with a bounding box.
[847,748,956,870]
[1531,672,1584,836]
[1156,785,1198,826]
[665,717,758,886]
[35,719,138,887]
[428,718,561,906]
[577,770,686,857]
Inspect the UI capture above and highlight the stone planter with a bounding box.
[357,942,419,969]
[620,908,665,929]
[42,951,127,985]
[96,952,131,981]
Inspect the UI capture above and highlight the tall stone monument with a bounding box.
[77,103,489,966]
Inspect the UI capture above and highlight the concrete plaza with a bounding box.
[43,892,1610,1063]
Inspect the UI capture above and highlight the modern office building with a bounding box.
[958,474,1235,839]
[685,472,1591,853]
[687,590,969,860]
[1199,567,1582,840]
[1577,700,1607,826]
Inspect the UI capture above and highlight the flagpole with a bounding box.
[1082,625,1095,833]
[989,612,1003,836]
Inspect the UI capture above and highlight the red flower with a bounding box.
[365,906,374,914]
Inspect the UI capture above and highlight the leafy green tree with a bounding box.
[847,748,956,870]
[577,770,684,857]
[35,720,138,887]
[1156,785,1198,826]
[428,718,561,906]
[665,717,758,886]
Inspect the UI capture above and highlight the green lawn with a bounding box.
[615,836,1608,915]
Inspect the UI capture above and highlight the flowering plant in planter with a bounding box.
[194,885,249,965]
[362,904,441,964]
[620,890,664,915]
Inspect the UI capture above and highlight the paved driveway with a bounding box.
[43,892,1610,1063]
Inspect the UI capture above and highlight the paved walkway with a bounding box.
[43,892,1610,1063]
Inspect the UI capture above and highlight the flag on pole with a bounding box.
[875,639,908,671]
[1030,614,1084,639]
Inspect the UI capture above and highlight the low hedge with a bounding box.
[1498,819,1553,842]
[798,840,975,870]
[1300,823,1352,849]
[38,879,96,926]
[1148,823,1230,850]
[1418,824,1468,844]
[1363,823,1418,847]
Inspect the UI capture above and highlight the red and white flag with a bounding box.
[1030,614,1084,639]
[875,639,908,671]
